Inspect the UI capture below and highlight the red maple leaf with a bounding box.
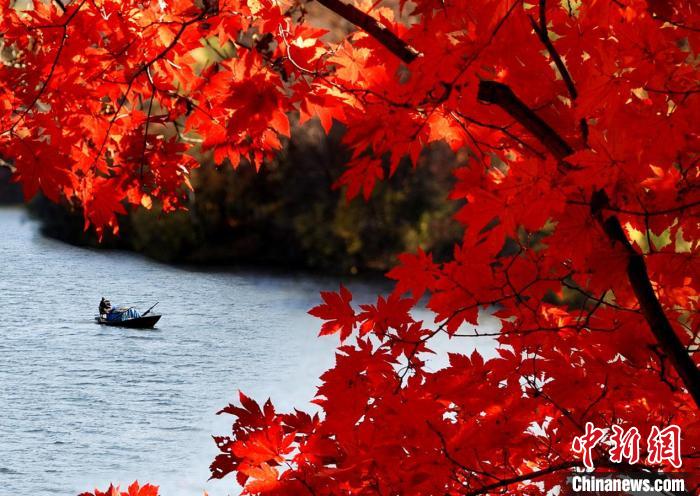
[308,285,356,341]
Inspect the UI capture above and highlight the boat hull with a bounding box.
[95,315,161,329]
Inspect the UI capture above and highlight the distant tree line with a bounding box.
[0,167,22,204]
[30,122,462,274]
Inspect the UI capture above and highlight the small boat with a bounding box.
[95,314,161,329]
[95,302,160,329]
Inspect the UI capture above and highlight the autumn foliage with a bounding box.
[79,481,159,496]
[2,0,700,494]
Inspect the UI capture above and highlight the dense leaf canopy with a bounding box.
[2,0,699,494]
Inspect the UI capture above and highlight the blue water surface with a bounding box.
[0,208,390,496]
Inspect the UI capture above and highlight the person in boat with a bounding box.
[99,297,112,316]
[99,297,141,321]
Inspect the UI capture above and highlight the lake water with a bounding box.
[0,207,397,496]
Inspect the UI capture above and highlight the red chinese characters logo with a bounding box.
[609,425,641,465]
[572,422,608,470]
[572,423,682,470]
[647,425,682,469]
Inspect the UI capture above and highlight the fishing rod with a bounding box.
[142,302,159,317]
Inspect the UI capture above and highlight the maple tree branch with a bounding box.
[650,13,700,33]
[312,0,421,63]
[591,190,700,408]
[89,9,210,171]
[529,1,577,100]
[477,79,700,410]
[452,110,546,159]
[645,85,700,97]
[4,0,88,134]
[426,421,473,475]
[477,81,573,160]
[529,0,588,145]
[139,78,156,183]
[459,461,578,496]
[566,198,700,217]
[428,420,592,495]
[560,280,639,313]
[528,0,588,143]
